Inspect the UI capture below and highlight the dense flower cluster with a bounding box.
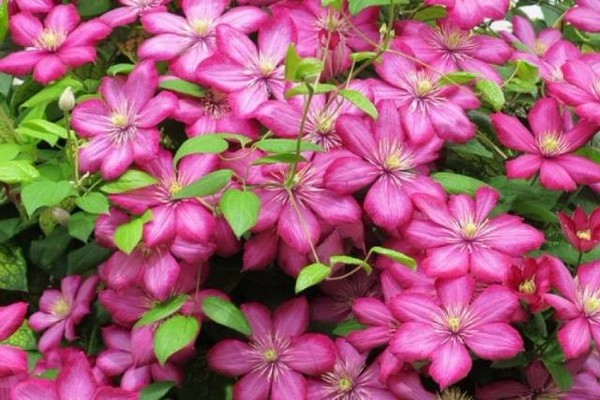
[0,0,600,399]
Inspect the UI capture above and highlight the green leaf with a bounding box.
[331,319,365,337]
[159,79,205,98]
[322,0,343,10]
[543,360,573,391]
[107,64,135,76]
[0,243,28,292]
[0,0,8,42]
[67,241,112,274]
[77,0,111,16]
[295,263,331,293]
[348,0,409,15]
[413,5,447,21]
[21,180,76,216]
[154,316,200,365]
[20,77,84,109]
[369,246,417,270]
[68,212,97,242]
[447,139,494,159]
[285,44,303,81]
[432,172,486,196]
[173,170,233,200]
[329,255,372,274]
[339,89,378,119]
[0,143,20,161]
[439,71,479,85]
[296,58,324,81]
[285,83,337,98]
[75,193,109,214]
[476,79,505,111]
[350,51,378,62]
[252,153,306,165]
[136,295,190,327]
[16,119,68,145]
[0,321,36,350]
[255,139,323,154]
[514,60,539,83]
[220,189,261,238]
[0,160,39,184]
[140,381,176,400]
[113,210,153,255]
[202,297,252,336]
[101,170,158,194]
[173,135,229,165]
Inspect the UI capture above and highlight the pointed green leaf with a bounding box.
[140,381,176,400]
[339,89,378,119]
[220,189,261,238]
[476,79,505,111]
[329,255,372,274]
[21,180,76,216]
[159,79,205,98]
[295,263,331,293]
[173,135,229,165]
[202,297,252,336]
[255,139,323,153]
[100,170,158,194]
[173,169,233,200]
[136,295,190,327]
[75,192,109,214]
[154,316,200,365]
[0,243,27,292]
[369,246,417,270]
[113,210,153,255]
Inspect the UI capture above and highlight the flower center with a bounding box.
[518,279,537,295]
[577,229,592,240]
[385,153,406,170]
[533,40,548,56]
[110,113,130,129]
[585,297,600,314]
[192,20,212,37]
[258,58,276,76]
[263,349,278,362]
[447,317,462,333]
[416,79,434,96]
[338,376,354,392]
[538,132,566,157]
[36,29,66,51]
[170,181,183,196]
[53,298,71,317]
[461,221,479,239]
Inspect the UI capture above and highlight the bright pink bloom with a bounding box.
[325,100,444,231]
[307,339,396,400]
[196,19,292,117]
[29,275,99,353]
[506,256,553,314]
[400,21,511,84]
[14,0,55,13]
[208,297,336,399]
[73,61,178,180]
[426,0,510,30]
[491,98,600,191]
[390,276,524,388]
[404,186,544,282]
[373,41,480,144]
[566,0,600,33]
[0,302,28,378]
[100,0,170,28]
[139,0,266,80]
[387,369,436,400]
[545,260,600,359]
[348,296,399,353]
[0,5,111,84]
[275,0,379,78]
[558,207,600,253]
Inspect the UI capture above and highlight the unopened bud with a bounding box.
[58,87,75,111]
[51,207,71,226]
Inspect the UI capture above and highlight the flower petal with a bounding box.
[466,323,524,360]
[285,333,336,375]
[429,339,472,389]
[207,340,253,376]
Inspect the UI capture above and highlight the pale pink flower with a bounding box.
[491,98,600,191]
[426,0,510,30]
[566,0,600,33]
[390,276,524,388]
[0,5,111,84]
[0,302,29,379]
[100,0,170,28]
[139,0,267,80]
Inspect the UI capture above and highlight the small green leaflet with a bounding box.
[0,143,20,161]
[439,71,478,86]
[543,360,573,391]
[252,153,306,165]
[159,79,205,98]
[136,295,190,327]
[285,44,303,81]
[172,169,233,200]
[339,89,378,119]
[113,210,153,255]
[0,321,36,350]
[107,64,135,76]
[21,180,76,216]
[75,193,109,214]
[329,255,372,274]
[369,246,417,270]
[255,139,323,153]
[68,212,97,242]
[20,76,84,109]
[220,189,261,238]
[154,316,200,365]
[202,296,252,336]
[0,0,8,42]
[432,172,486,196]
[0,243,28,292]
[476,79,505,111]
[100,170,158,194]
[0,161,39,184]
[173,135,229,165]
[140,381,176,400]
[285,83,336,98]
[331,319,365,337]
[16,119,68,146]
[295,263,331,293]
[348,0,409,15]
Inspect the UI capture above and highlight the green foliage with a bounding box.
[136,295,190,327]
[159,79,206,98]
[21,180,76,216]
[202,297,252,336]
[173,135,230,165]
[0,243,27,292]
[113,210,153,255]
[348,0,409,15]
[173,170,233,200]
[220,189,261,238]
[140,382,176,400]
[154,316,200,365]
[100,170,158,194]
[295,263,331,293]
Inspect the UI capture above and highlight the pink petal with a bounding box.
[544,294,579,320]
[241,303,272,340]
[547,81,595,105]
[277,202,320,254]
[348,326,393,351]
[253,100,301,138]
[196,56,250,92]
[45,4,80,34]
[62,20,111,48]
[57,352,97,399]
[308,191,361,225]
[404,220,453,248]
[484,214,545,255]
[324,156,379,194]
[137,92,177,128]
[258,16,294,62]
[175,202,215,243]
[71,100,111,138]
[99,143,134,180]
[0,302,28,341]
[216,25,258,66]
[140,12,189,35]
[352,298,394,326]
[411,193,453,228]
[125,60,158,113]
[182,0,227,20]
[364,176,412,231]
[0,346,27,377]
[143,205,177,246]
[422,244,470,278]
[506,154,542,179]
[466,323,524,359]
[96,350,133,377]
[436,276,474,309]
[335,115,377,158]
[120,366,151,392]
[271,370,306,400]
[512,15,536,47]
[469,285,520,326]
[539,160,578,191]
[219,7,268,33]
[285,333,336,375]
[390,293,441,324]
[229,84,269,117]
[469,247,512,282]
[207,340,253,376]
[143,251,180,300]
[11,378,58,400]
[555,155,600,186]
[0,50,45,76]
[38,320,66,353]
[429,102,475,143]
[233,371,270,400]
[528,98,563,136]
[390,322,441,361]
[491,113,537,152]
[33,55,67,84]
[243,230,278,271]
[273,297,309,337]
[57,46,97,67]
[429,339,472,389]
[138,34,193,60]
[9,12,43,47]
[558,317,591,359]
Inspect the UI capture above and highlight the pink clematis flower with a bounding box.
[324,100,444,232]
[545,260,600,359]
[426,0,510,30]
[73,61,178,180]
[208,297,337,399]
[307,339,396,400]
[558,207,600,253]
[506,256,553,315]
[491,98,600,191]
[139,0,267,80]
[404,186,544,282]
[566,0,600,33]
[399,21,512,84]
[0,5,111,84]
[348,296,399,353]
[0,302,29,378]
[196,19,293,117]
[29,275,99,353]
[390,276,524,388]
[373,41,480,144]
[100,0,170,28]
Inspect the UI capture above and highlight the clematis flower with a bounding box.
[491,98,600,191]
[390,276,524,388]
[426,0,510,30]
[373,41,480,144]
[506,256,553,315]
[139,0,267,80]
[0,5,111,84]
[100,0,170,28]
[208,297,337,399]
[0,302,29,378]
[476,360,561,399]
[399,21,512,84]
[566,0,600,33]
[196,19,293,117]
[404,186,544,282]
[545,260,600,359]
[324,100,444,231]
[306,339,396,399]
[73,61,178,180]
[29,275,99,353]
[347,296,399,353]
[558,206,600,253]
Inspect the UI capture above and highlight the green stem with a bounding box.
[577,251,583,268]
[63,111,80,186]
[476,131,508,160]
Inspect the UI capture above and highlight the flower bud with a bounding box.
[58,87,75,111]
[51,207,71,226]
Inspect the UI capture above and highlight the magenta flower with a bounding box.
[29,275,99,353]
[73,61,178,180]
[325,100,444,231]
[196,19,293,117]
[390,276,524,388]
[100,0,170,28]
[545,260,600,359]
[566,0,600,33]
[139,0,267,80]
[505,256,553,315]
[400,21,512,84]
[373,42,480,144]
[0,302,28,378]
[208,297,336,399]
[0,5,111,84]
[558,207,600,253]
[348,297,399,353]
[307,339,396,400]
[491,98,600,191]
[426,0,510,30]
[404,186,544,282]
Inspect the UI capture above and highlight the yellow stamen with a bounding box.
[110,113,129,128]
[447,317,461,332]
[264,349,278,362]
[518,279,536,295]
[53,298,70,317]
[577,229,592,241]
[533,40,548,56]
[192,20,212,36]
[338,377,353,392]
[385,153,405,170]
[170,182,183,196]
[585,297,600,314]
[37,29,66,51]
[462,222,478,239]
[416,80,434,96]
